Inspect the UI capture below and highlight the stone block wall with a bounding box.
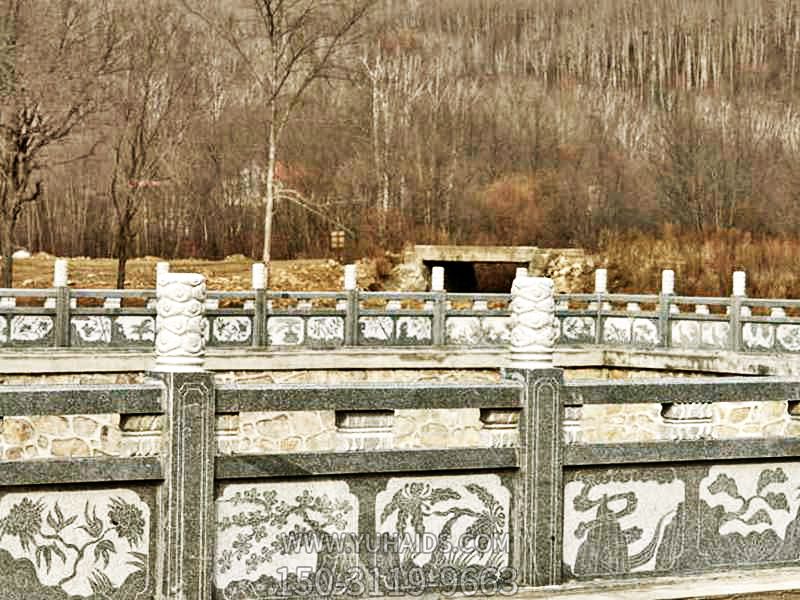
[2,367,800,457]
[0,414,121,460]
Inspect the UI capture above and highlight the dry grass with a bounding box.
[7,255,379,292]
[597,227,800,299]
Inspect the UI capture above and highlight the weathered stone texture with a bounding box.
[0,414,121,460]
[237,411,335,453]
[232,407,488,453]
[577,399,798,444]
[395,408,482,448]
[580,403,664,443]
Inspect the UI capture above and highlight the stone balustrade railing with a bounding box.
[0,271,800,598]
[1,261,799,356]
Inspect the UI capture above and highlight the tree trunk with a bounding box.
[115,222,129,289]
[1,218,14,288]
[262,121,276,287]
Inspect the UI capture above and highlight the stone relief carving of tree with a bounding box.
[217,488,353,575]
[708,468,790,528]
[0,496,146,589]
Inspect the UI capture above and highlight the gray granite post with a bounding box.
[343,264,359,345]
[149,271,215,600]
[507,275,563,587]
[251,262,267,347]
[53,258,70,347]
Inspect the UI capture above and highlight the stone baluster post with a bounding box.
[659,269,675,348]
[507,275,564,587]
[103,259,123,309]
[53,258,70,346]
[479,408,520,447]
[45,261,63,309]
[472,299,489,311]
[431,266,447,346]
[592,268,608,344]
[730,270,746,351]
[251,263,267,346]
[147,262,170,310]
[343,264,359,345]
[149,272,215,599]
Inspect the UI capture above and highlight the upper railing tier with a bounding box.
[1,260,799,354]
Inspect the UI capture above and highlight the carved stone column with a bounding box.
[154,272,206,372]
[148,271,215,600]
[216,413,241,455]
[508,276,558,369]
[562,406,582,444]
[506,275,563,587]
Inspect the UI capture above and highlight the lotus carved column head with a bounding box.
[154,272,206,372]
[509,276,557,369]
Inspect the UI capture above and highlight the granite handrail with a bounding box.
[3,262,800,354]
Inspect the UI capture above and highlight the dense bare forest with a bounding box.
[3,0,800,288]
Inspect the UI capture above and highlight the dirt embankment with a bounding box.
[7,255,381,291]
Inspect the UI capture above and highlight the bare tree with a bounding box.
[0,0,119,286]
[184,0,377,284]
[107,2,199,288]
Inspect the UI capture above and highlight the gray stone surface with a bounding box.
[0,383,163,416]
[151,371,215,600]
[215,447,518,479]
[0,456,162,484]
[564,377,800,406]
[564,439,800,465]
[216,382,522,412]
[512,367,564,587]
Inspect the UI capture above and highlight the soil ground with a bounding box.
[7,254,380,291]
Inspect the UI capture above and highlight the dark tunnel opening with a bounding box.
[424,261,523,293]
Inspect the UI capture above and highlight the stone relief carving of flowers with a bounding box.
[307,317,344,341]
[73,316,112,343]
[562,317,594,341]
[0,498,44,551]
[10,316,53,341]
[213,317,252,343]
[108,497,145,547]
[0,493,149,596]
[461,484,506,553]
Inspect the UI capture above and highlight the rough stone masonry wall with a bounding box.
[2,367,799,460]
[1,414,121,460]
